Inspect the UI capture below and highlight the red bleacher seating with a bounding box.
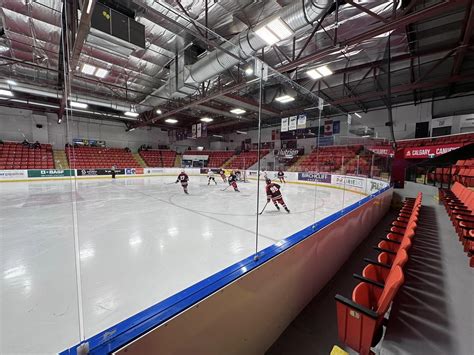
[397,132,474,149]
[439,182,474,266]
[428,159,474,187]
[335,193,422,355]
[0,141,54,169]
[139,150,176,167]
[227,150,269,169]
[66,146,140,169]
[295,145,362,173]
[186,150,234,168]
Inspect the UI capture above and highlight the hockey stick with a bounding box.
[258,201,269,215]
[221,184,232,191]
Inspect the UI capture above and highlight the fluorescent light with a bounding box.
[275,94,295,103]
[245,67,253,75]
[30,101,60,108]
[236,130,247,135]
[81,63,96,75]
[70,101,88,109]
[167,36,176,43]
[266,18,293,40]
[6,80,17,85]
[86,0,93,14]
[354,112,362,118]
[128,128,136,132]
[0,89,13,96]
[306,65,333,80]
[124,111,139,117]
[255,26,280,45]
[213,134,223,138]
[200,117,213,123]
[0,45,8,52]
[317,65,333,76]
[165,118,178,123]
[373,30,393,38]
[95,68,108,78]
[230,108,246,115]
[156,109,162,114]
[255,18,293,45]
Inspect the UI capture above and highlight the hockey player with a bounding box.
[277,169,286,183]
[207,169,217,185]
[265,178,290,213]
[228,171,240,192]
[176,170,189,194]
[219,169,227,182]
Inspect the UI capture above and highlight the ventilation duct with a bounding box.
[137,0,331,110]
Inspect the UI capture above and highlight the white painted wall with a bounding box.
[0,107,169,150]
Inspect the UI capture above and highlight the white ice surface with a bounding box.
[0,176,362,354]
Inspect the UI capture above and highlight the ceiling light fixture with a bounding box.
[156,109,162,114]
[245,67,253,75]
[95,68,109,78]
[124,111,139,117]
[230,108,246,115]
[6,80,17,85]
[81,63,96,75]
[0,89,13,97]
[236,130,247,135]
[165,118,178,124]
[200,117,213,123]
[70,101,88,109]
[275,94,295,103]
[354,112,362,118]
[255,17,293,45]
[86,0,93,14]
[213,134,223,138]
[306,65,333,80]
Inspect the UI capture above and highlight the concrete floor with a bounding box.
[267,182,473,355]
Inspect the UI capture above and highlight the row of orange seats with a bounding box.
[0,142,54,169]
[139,150,176,167]
[428,159,474,186]
[397,133,474,148]
[66,146,140,169]
[228,150,269,169]
[439,182,474,267]
[335,193,422,355]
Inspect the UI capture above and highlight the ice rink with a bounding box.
[0,175,363,354]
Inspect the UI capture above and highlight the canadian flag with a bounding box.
[324,120,333,136]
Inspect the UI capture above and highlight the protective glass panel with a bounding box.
[0,1,82,353]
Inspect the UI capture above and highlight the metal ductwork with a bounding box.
[138,0,331,110]
[0,82,139,112]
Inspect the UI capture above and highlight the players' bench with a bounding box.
[335,193,422,355]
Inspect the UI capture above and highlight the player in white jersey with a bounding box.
[207,170,217,185]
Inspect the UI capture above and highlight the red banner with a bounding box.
[404,143,463,159]
[367,146,394,157]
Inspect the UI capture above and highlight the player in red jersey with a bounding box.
[266,178,289,213]
[219,169,227,182]
[175,170,189,194]
[228,171,240,192]
[277,169,286,183]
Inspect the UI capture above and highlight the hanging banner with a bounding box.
[297,114,307,129]
[192,124,197,139]
[201,123,207,137]
[333,120,340,134]
[281,117,289,132]
[404,143,463,159]
[289,116,297,130]
[324,120,333,136]
[196,123,202,138]
[318,97,324,111]
[347,114,352,125]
